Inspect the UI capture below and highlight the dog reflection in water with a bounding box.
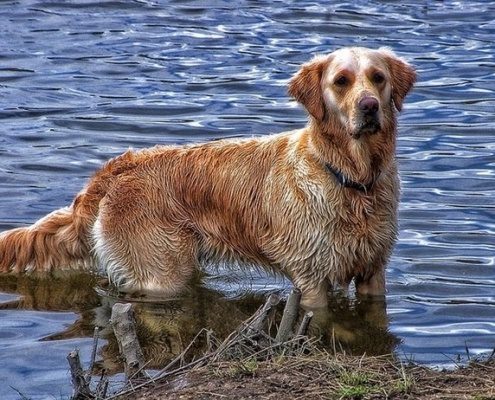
[0,273,396,374]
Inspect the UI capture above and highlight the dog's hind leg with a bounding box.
[91,176,198,296]
[92,216,198,295]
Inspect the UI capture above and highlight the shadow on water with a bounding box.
[0,272,398,375]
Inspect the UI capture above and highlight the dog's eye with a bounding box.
[334,76,349,86]
[372,72,385,84]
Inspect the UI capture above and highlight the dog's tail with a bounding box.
[0,150,145,274]
[0,197,96,273]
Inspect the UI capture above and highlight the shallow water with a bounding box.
[0,1,494,398]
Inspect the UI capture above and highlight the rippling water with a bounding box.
[0,1,494,398]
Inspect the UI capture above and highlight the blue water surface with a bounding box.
[0,1,494,399]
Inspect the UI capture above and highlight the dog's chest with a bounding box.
[331,188,397,262]
[339,193,378,235]
[311,180,397,259]
[263,157,398,276]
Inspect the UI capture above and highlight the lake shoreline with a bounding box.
[114,350,495,400]
[97,295,495,400]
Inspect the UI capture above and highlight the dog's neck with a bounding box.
[306,118,396,186]
[324,162,380,193]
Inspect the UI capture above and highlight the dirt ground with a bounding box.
[116,353,495,400]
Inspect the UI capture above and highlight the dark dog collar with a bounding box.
[325,163,379,193]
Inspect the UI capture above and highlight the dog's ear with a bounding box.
[379,48,416,112]
[288,55,331,121]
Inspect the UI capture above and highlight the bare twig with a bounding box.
[67,349,93,399]
[275,288,301,343]
[95,370,109,398]
[155,328,210,377]
[86,326,100,383]
[110,303,146,381]
[465,341,471,361]
[296,311,313,337]
[246,293,280,337]
[9,386,31,400]
[206,329,215,353]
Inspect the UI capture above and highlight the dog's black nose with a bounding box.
[358,97,379,114]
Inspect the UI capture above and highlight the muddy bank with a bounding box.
[116,353,495,400]
[97,293,494,400]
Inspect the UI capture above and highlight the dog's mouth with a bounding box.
[352,117,381,139]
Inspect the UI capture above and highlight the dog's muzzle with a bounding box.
[353,96,381,138]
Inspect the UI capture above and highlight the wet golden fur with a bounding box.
[0,47,416,307]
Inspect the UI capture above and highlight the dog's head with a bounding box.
[289,47,416,139]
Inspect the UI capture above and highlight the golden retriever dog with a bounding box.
[0,47,416,308]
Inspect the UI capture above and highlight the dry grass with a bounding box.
[116,351,495,400]
[79,295,495,400]
[111,336,495,400]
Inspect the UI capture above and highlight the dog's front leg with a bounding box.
[355,268,385,296]
[299,280,329,309]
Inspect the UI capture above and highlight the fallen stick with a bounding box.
[275,288,301,344]
[110,303,146,381]
[67,349,93,399]
[85,326,100,383]
[246,293,280,337]
[296,311,314,337]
